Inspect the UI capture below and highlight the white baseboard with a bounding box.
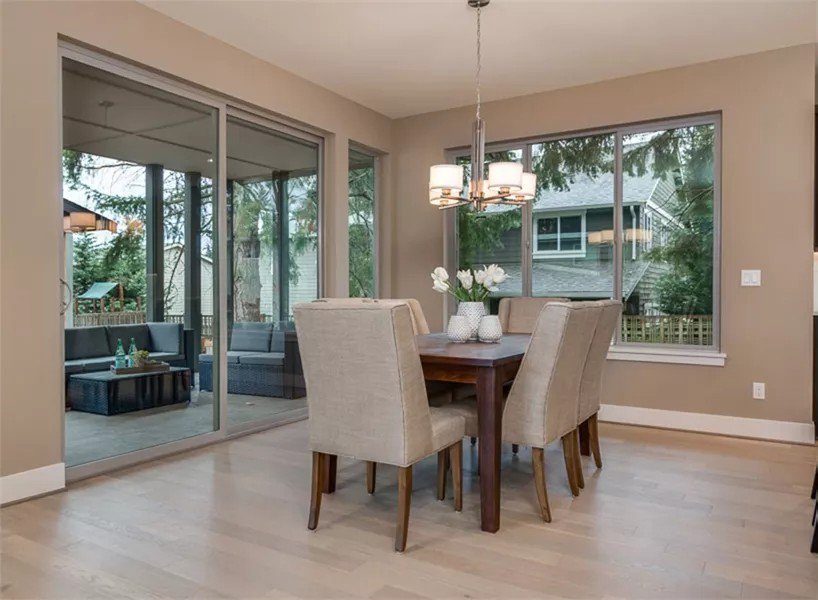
[598,404,815,445]
[0,463,65,505]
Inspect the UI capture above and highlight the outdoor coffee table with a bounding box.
[69,367,191,416]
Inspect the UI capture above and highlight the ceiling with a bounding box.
[141,0,816,119]
[64,59,318,180]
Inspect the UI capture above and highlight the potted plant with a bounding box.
[431,264,508,340]
[132,350,151,369]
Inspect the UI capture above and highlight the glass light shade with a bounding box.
[65,212,97,232]
[429,164,464,191]
[625,228,652,243]
[504,172,536,203]
[429,189,462,207]
[487,161,523,193]
[588,229,614,245]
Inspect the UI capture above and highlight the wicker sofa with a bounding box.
[198,321,305,399]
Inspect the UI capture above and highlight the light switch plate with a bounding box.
[741,269,761,287]
[752,382,765,400]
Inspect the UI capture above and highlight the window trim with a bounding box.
[531,210,587,258]
[445,112,722,361]
[348,142,380,298]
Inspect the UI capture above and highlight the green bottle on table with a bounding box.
[114,338,126,369]
[127,337,138,367]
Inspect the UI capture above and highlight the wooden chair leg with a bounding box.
[436,450,447,500]
[512,444,519,455]
[562,433,580,497]
[810,464,817,500]
[308,452,324,530]
[588,413,603,469]
[572,429,585,490]
[531,447,552,522]
[396,466,413,552]
[578,419,591,456]
[322,454,338,494]
[450,441,463,512]
[366,461,376,494]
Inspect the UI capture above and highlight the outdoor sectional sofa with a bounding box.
[198,321,305,400]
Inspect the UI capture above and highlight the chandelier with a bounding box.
[428,0,536,212]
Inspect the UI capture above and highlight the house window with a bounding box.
[348,147,377,298]
[533,212,586,256]
[450,114,720,352]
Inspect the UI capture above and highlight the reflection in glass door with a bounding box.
[222,115,318,428]
[62,57,219,467]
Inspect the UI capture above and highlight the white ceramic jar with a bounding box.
[446,315,471,343]
[477,315,503,343]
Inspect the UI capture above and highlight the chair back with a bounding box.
[502,302,600,447]
[319,298,430,335]
[294,300,433,467]
[498,297,570,333]
[578,300,621,423]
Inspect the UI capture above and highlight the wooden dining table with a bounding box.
[320,331,530,534]
[416,332,530,533]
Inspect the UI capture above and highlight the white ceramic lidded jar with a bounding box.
[456,301,486,340]
[478,315,503,343]
[446,315,471,343]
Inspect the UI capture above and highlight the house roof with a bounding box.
[531,169,659,213]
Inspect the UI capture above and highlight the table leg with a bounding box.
[477,367,503,533]
[322,454,338,494]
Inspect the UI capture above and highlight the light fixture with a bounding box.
[588,229,615,245]
[63,199,118,234]
[428,0,536,211]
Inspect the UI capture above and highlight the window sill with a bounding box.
[607,345,726,366]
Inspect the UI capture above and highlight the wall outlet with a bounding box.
[741,269,762,286]
[752,382,766,400]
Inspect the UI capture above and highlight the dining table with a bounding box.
[416,332,530,533]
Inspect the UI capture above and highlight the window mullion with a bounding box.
[613,131,624,343]
[521,144,533,297]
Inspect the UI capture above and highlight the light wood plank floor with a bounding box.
[1,421,817,599]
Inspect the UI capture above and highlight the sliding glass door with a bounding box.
[223,114,318,429]
[62,57,219,467]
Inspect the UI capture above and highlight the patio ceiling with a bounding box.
[62,59,318,181]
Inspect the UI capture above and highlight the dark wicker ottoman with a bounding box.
[69,367,191,416]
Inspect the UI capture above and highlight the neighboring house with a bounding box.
[470,161,679,314]
[163,242,318,319]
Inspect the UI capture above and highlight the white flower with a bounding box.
[432,267,449,282]
[432,279,449,293]
[474,267,487,285]
[456,269,474,290]
[491,265,508,285]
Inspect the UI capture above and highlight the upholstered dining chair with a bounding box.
[498,296,570,334]
[576,300,621,479]
[450,302,600,521]
[293,300,466,552]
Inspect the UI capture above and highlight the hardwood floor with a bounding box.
[1,421,817,599]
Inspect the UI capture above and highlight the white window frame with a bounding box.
[532,210,587,258]
[444,113,723,366]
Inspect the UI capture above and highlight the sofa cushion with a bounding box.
[239,352,285,367]
[82,356,115,372]
[148,351,183,362]
[147,323,183,354]
[271,330,286,353]
[64,359,86,374]
[199,350,255,364]
[65,326,110,360]
[230,322,273,352]
[106,324,151,355]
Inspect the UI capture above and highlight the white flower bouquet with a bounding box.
[430,264,509,302]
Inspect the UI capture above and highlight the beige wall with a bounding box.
[0,1,392,477]
[392,45,815,424]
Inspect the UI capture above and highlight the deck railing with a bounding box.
[621,315,713,346]
[73,311,146,327]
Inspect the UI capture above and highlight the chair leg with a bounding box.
[512,444,519,455]
[436,450,447,500]
[562,433,580,497]
[470,437,477,446]
[396,466,413,552]
[810,464,817,500]
[572,429,585,490]
[450,441,463,512]
[308,452,324,530]
[588,413,603,469]
[531,447,552,522]
[578,419,591,456]
[366,461,376,494]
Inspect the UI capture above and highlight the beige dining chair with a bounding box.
[450,302,600,520]
[498,296,570,334]
[576,300,621,478]
[294,300,466,552]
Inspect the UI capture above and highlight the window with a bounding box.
[348,147,377,297]
[533,212,586,256]
[451,115,720,352]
